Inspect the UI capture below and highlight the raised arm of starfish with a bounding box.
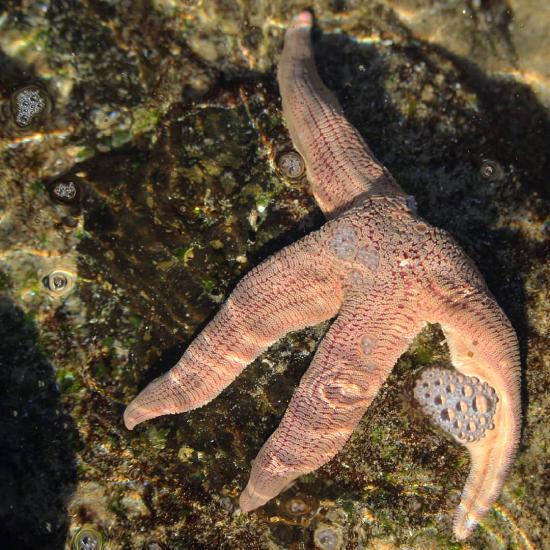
[124,11,521,540]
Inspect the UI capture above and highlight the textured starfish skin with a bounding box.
[124,11,521,540]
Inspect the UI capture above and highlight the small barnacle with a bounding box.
[479,159,504,182]
[43,270,76,296]
[71,525,104,550]
[284,496,310,516]
[275,493,318,526]
[314,524,342,550]
[46,176,82,206]
[9,85,52,130]
[276,149,306,180]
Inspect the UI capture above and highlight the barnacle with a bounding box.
[414,366,498,442]
[283,495,310,516]
[9,85,52,130]
[479,159,504,182]
[46,177,81,206]
[276,150,306,180]
[71,525,104,550]
[269,494,318,526]
[313,524,342,550]
[42,270,76,296]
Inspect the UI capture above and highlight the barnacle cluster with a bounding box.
[8,85,52,130]
[46,177,81,206]
[414,367,498,443]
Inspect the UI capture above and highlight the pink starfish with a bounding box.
[124,10,521,540]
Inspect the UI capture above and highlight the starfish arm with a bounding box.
[123,233,344,430]
[239,293,423,512]
[427,283,521,540]
[278,11,405,217]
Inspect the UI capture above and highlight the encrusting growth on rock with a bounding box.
[414,366,498,443]
[124,10,521,540]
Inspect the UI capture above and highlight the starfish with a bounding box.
[124,11,521,540]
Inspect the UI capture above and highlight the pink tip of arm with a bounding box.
[291,10,313,29]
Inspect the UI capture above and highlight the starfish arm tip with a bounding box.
[123,413,135,431]
[291,10,313,29]
[123,376,178,430]
[123,401,149,431]
[239,484,268,514]
[453,508,479,541]
[123,400,179,430]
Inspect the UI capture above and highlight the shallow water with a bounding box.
[0,1,548,549]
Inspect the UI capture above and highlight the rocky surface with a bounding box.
[0,1,548,549]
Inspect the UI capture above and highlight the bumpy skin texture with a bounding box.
[124,11,521,540]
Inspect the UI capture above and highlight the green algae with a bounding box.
[0,269,11,291]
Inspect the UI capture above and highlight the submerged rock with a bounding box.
[0,1,548,548]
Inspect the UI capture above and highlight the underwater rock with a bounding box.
[0,0,548,547]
